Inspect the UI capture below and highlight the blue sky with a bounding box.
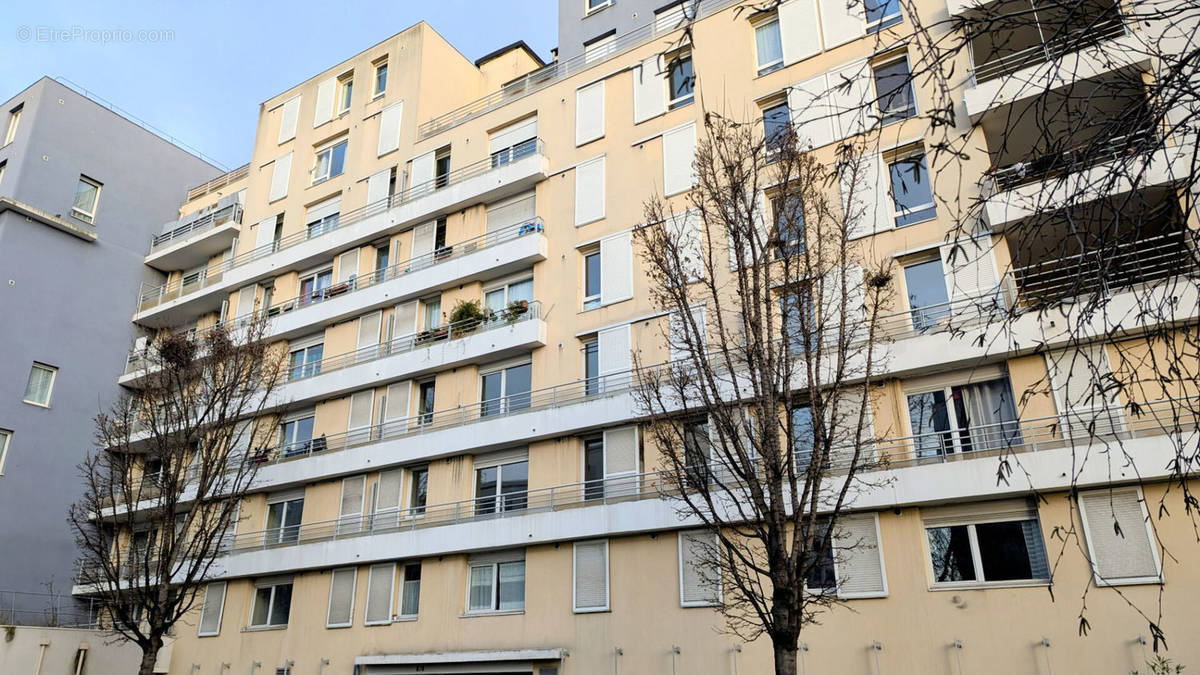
[0,0,559,169]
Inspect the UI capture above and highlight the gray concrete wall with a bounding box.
[0,78,221,614]
[0,625,143,674]
[557,0,662,61]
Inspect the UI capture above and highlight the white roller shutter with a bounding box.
[819,0,866,48]
[574,540,610,612]
[679,530,720,606]
[1046,345,1122,436]
[410,151,436,192]
[326,568,356,627]
[411,221,436,262]
[377,102,404,156]
[277,96,301,144]
[489,116,537,154]
[1079,488,1160,585]
[779,0,823,65]
[356,311,382,362]
[306,194,341,225]
[603,426,639,496]
[576,81,605,146]
[666,209,704,281]
[839,153,889,238]
[575,156,606,226]
[365,563,395,624]
[597,324,632,390]
[236,284,258,318]
[599,231,633,304]
[348,390,375,435]
[488,191,536,232]
[939,237,998,302]
[253,215,277,252]
[662,122,697,196]
[366,168,393,215]
[384,381,412,423]
[833,513,887,598]
[268,152,292,203]
[198,581,226,636]
[337,249,360,283]
[314,77,336,126]
[789,74,836,150]
[633,55,666,123]
[376,469,403,510]
[393,301,419,336]
[338,476,366,535]
[829,60,873,140]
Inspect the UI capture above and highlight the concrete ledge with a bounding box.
[0,196,97,241]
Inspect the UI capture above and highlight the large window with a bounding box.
[250,578,293,628]
[804,522,837,591]
[873,56,916,125]
[583,339,599,395]
[475,458,529,514]
[679,530,721,606]
[888,153,936,227]
[288,342,324,380]
[484,277,534,317]
[279,413,315,458]
[902,258,950,329]
[771,193,805,258]
[266,493,304,544]
[23,363,57,406]
[667,53,695,109]
[480,362,532,416]
[71,176,102,224]
[754,15,784,74]
[906,376,1021,459]
[467,557,525,613]
[925,503,1050,585]
[791,405,815,472]
[299,268,333,305]
[780,288,814,355]
[312,138,348,184]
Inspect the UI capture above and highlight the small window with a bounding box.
[372,60,388,98]
[679,530,721,606]
[421,296,442,330]
[667,53,695,109]
[0,429,11,475]
[250,579,294,628]
[583,248,601,310]
[780,287,814,355]
[71,176,102,224]
[399,562,422,617]
[365,562,395,625]
[435,147,452,188]
[924,504,1050,586]
[582,339,599,396]
[198,581,227,636]
[762,101,791,156]
[771,193,805,258]
[873,56,916,125]
[312,138,348,184]
[865,0,903,31]
[325,568,357,628]
[573,540,610,612]
[803,522,838,591]
[417,381,436,427]
[23,363,57,407]
[902,258,950,329]
[279,414,316,459]
[586,0,612,14]
[475,458,529,513]
[791,405,815,472]
[754,15,784,75]
[299,267,334,304]
[337,73,354,114]
[408,467,429,513]
[3,104,21,146]
[467,559,525,612]
[888,152,936,227]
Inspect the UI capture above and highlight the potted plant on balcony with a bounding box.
[505,299,530,323]
[448,299,486,335]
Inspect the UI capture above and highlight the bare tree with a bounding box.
[70,316,285,675]
[633,111,894,674]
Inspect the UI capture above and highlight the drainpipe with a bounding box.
[318,658,330,675]
[612,647,622,675]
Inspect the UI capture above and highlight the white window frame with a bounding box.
[23,362,57,407]
[248,578,293,628]
[3,104,21,146]
[197,581,227,637]
[1077,486,1163,587]
[887,148,937,227]
[483,275,534,311]
[0,429,10,475]
[865,0,903,32]
[585,0,612,14]
[311,138,348,185]
[71,176,102,224]
[364,562,396,625]
[465,560,526,614]
[678,530,722,607]
[337,72,354,114]
[922,514,1049,589]
[397,562,422,618]
[666,51,695,110]
[372,59,388,99]
[871,53,918,124]
[572,540,611,613]
[472,457,530,514]
[753,14,784,75]
[264,492,305,545]
[479,360,533,417]
[582,246,601,310]
[325,567,358,628]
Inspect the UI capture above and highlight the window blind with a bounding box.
[574,540,609,611]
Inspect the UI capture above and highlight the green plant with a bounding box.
[448,299,485,330]
[505,299,530,323]
[1132,657,1186,675]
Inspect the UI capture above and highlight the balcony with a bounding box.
[186,163,249,203]
[144,202,243,272]
[132,141,549,328]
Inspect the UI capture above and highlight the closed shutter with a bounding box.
[833,513,887,598]
[829,60,873,140]
[366,168,393,215]
[603,426,638,496]
[377,102,404,156]
[679,530,719,605]
[326,568,356,627]
[666,210,704,281]
[939,237,998,302]
[789,74,836,150]
[268,153,292,202]
[474,446,529,470]
[576,81,605,146]
[487,191,536,232]
[922,498,1037,527]
[575,156,606,226]
[410,151,436,192]
[573,540,609,611]
[277,96,301,144]
[599,231,633,304]
[376,469,403,510]
[1079,489,1160,584]
[356,311,382,362]
[1046,345,1122,437]
[253,215,277,252]
[230,420,253,455]
[662,122,697,196]
[383,381,412,422]
[489,116,537,154]
[729,193,768,270]
[779,0,823,64]
[306,195,341,225]
[338,476,366,534]
[314,77,336,126]
[633,55,666,123]
[826,385,875,464]
[411,222,436,259]
[819,0,865,48]
[348,390,375,433]
[597,324,632,390]
[840,154,889,238]
[236,285,258,318]
[365,563,395,624]
[669,305,706,362]
[393,300,419,336]
[337,249,360,284]
[198,581,226,636]
[821,265,867,326]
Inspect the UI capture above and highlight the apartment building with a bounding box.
[85,1,1199,673]
[0,77,222,618]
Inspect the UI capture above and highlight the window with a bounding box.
[762,101,791,156]
[0,430,10,475]
[142,458,163,488]
[906,376,1021,459]
[791,405,815,472]
[583,248,601,310]
[312,139,348,184]
[754,15,784,75]
[3,104,20,145]
[417,381,436,426]
[288,342,324,380]
[586,0,611,13]
[198,581,226,636]
[399,562,422,617]
[71,176,102,224]
[873,56,916,125]
[902,258,950,329]
[23,363,57,406]
[1078,488,1161,585]
[365,563,394,625]
[480,362,532,416]
[683,417,712,486]
[888,153,936,227]
[475,458,529,514]
[924,502,1050,585]
[667,53,695,109]
[421,297,441,330]
[771,193,805,258]
[780,288,814,355]
[409,466,429,513]
[0,161,6,186]
[374,244,390,278]
[574,540,610,612]
[434,217,448,255]
[435,148,451,188]
[582,340,599,396]
[326,568,356,628]
[583,435,604,499]
[279,413,315,457]
[804,522,837,591]
[299,268,334,305]
[337,73,354,114]
[250,578,293,628]
[306,201,341,239]
[679,531,721,606]
[468,558,525,612]
[865,0,903,31]
[372,60,388,98]
[266,493,304,544]
[484,277,534,316]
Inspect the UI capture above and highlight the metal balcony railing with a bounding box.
[149,202,243,252]
[137,140,547,312]
[969,16,1127,85]
[223,395,1197,555]
[186,164,249,203]
[0,589,100,628]
[988,127,1156,192]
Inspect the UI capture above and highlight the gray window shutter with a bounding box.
[1080,489,1160,584]
[574,540,609,611]
[198,581,226,636]
[487,191,537,232]
[326,568,356,627]
[366,168,393,214]
[679,530,720,606]
[348,391,374,432]
[833,513,887,598]
[365,563,395,624]
[338,476,366,535]
[596,324,632,389]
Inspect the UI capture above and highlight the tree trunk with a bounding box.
[137,641,160,675]
[773,640,799,675]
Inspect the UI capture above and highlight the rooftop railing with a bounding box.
[988,127,1156,193]
[0,589,100,628]
[137,140,547,312]
[969,16,1127,85]
[186,164,249,202]
[149,202,243,252]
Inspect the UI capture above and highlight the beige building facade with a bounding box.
[88,0,1199,673]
